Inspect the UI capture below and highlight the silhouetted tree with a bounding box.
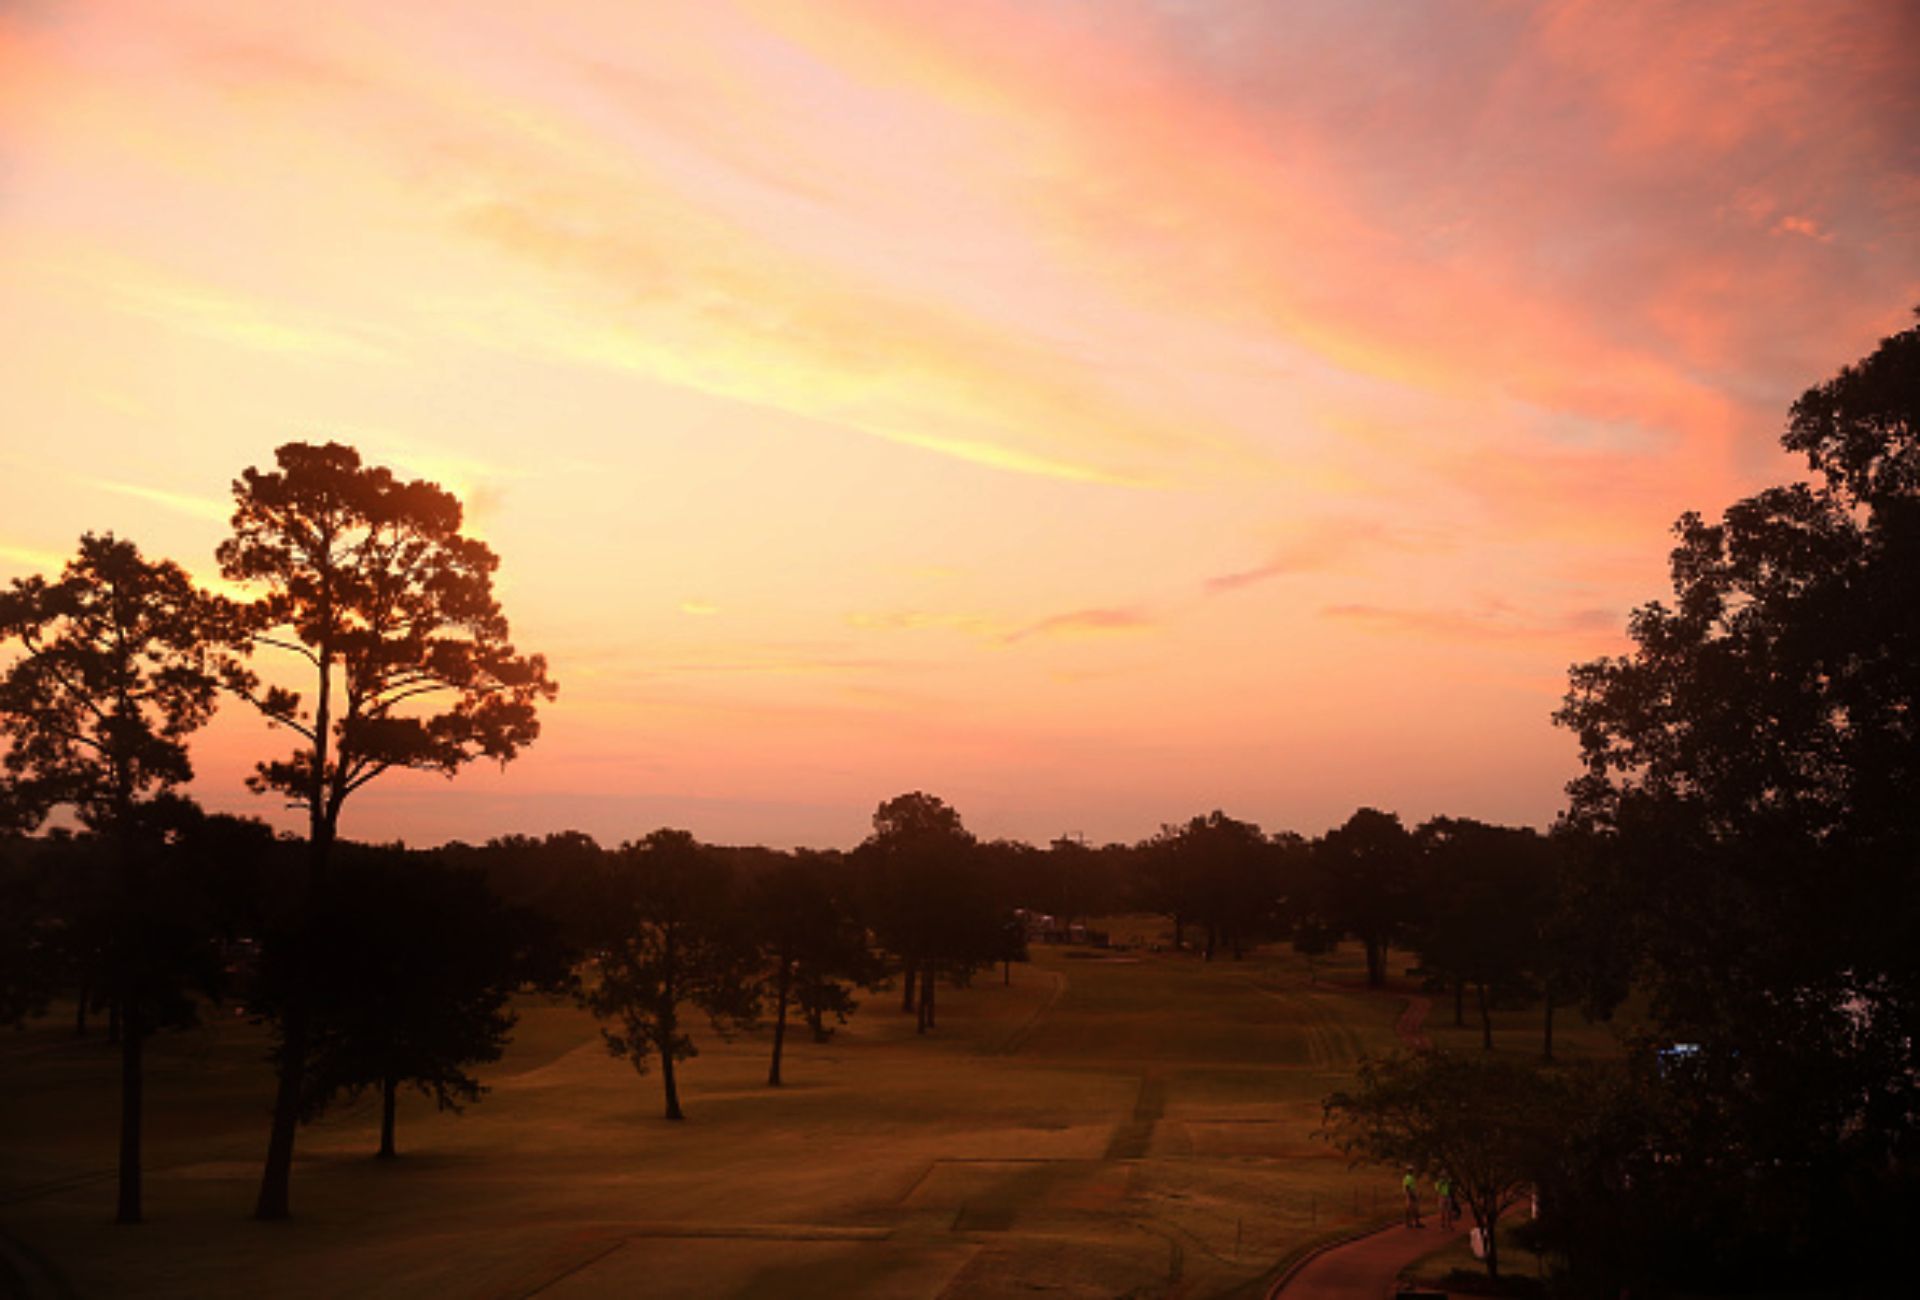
[584,830,759,1119]
[1413,818,1552,1050]
[450,830,607,949]
[858,792,998,1032]
[1314,808,1423,988]
[1530,826,1632,1061]
[1146,811,1275,961]
[750,849,882,1084]
[251,846,562,1158]
[1028,833,1124,923]
[220,442,556,1218]
[0,534,237,1223]
[1550,311,1920,1289]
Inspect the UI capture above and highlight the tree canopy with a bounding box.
[584,829,760,1120]
[219,441,557,1219]
[0,534,239,1224]
[1550,310,1920,1290]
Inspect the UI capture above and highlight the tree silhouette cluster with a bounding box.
[0,442,558,1223]
[1328,311,1920,1296]
[1531,311,1920,1294]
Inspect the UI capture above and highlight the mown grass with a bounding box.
[0,936,1545,1299]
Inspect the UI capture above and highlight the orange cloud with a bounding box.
[1323,601,1623,646]
[1003,607,1156,644]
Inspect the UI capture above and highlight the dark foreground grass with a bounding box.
[0,937,1609,1298]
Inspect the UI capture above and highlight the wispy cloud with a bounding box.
[846,604,1159,645]
[1205,521,1419,595]
[0,542,65,573]
[845,610,1002,638]
[1323,601,1622,646]
[89,479,230,523]
[1003,606,1156,644]
[81,262,394,363]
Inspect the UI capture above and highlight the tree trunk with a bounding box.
[75,984,89,1036]
[661,1047,683,1121]
[1364,939,1385,989]
[1476,981,1493,1051]
[1171,914,1184,950]
[378,1076,398,1158]
[1003,959,1011,985]
[900,961,917,1014]
[1454,978,1465,1027]
[1203,924,1216,962]
[107,999,121,1045]
[255,995,309,1218]
[924,973,935,1030]
[768,958,791,1087]
[257,826,332,1221]
[806,1002,829,1043]
[1480,1200,1500,1279]
[1542,996,1556,1062]
[115,1005,144,1224]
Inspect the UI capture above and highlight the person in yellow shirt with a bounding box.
[1402,1167,1423,1227]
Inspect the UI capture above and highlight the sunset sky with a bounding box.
[3,0,1917,849]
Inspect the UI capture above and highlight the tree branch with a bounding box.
[255,634,322,667]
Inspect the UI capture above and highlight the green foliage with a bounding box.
[1324,1051,1561,1280]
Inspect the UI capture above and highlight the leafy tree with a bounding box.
[1325,1051,1560,1280]
[1313,808,1423,988]
[449,830,607,949]
[1146,811,1275,961]
[267,846,563,1158]
[583,829,759,1120]
[857,792,997,1031]
[1028,833,1124,923]
[1531,827,1632,1061]
[750,849,883,1085]
[1552,312,1920,1287]
[219,442,556,1219]
[1412,818,1553,1050]
[0,534,237,1223]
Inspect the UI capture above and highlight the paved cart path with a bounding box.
[1269,989,1451,1297]
[1269,1220,1465,1298]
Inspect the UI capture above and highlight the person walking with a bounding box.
[1436,1173,1456,1230]
[1402,1167,1423,1228]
